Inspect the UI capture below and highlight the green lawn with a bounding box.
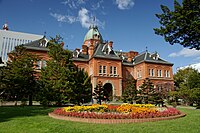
[0,106,199,133]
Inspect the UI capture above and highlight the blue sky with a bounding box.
[0,0,200,72]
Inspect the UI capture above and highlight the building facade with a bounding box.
[13,25,174,99]
[0,23,43,63]
[72,25,174,98]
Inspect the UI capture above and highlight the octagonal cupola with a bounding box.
[83,25,103,43]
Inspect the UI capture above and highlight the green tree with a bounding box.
[190,88,200,108]
[174,67,200,106]
[93,81,104,105]
[139,78,155,104]
[39,37,74,106]
[174,68,200,89]
[0,46,38,105]
[122,76,137,104]
[70,68,92,105]
[154,0,200,50]
[0,66,6,100]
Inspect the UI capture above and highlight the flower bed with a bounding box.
[52,104,182,119]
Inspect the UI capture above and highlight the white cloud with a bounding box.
[169,48,200,57]
[91,0,104,10]
[67,16,77,23]
[78,8,91,28]
[61,0,87,9]
[50,13,77,23]
[78,8,105,29]
[115,0,134,10]
[77,0,86,4]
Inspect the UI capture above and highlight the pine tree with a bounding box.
[70,68,92,105]
[1,46,38,105]
[39,37,74,106]
[139,78,155,104]
[154,0,200,50]
[122,76,137,104]
[93,81,104,105]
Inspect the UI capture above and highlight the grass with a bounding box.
[0,106,199,133]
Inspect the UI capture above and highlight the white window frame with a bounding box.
[159,70,162,77]
[110,66,113,74]
[113,66,117,75]
[103,66,106,74]
[36,61,41,70]
[151,69,154,76]
[99,65,102,74]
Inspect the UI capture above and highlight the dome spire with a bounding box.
[89,16,97,29]
[84,16,103,43]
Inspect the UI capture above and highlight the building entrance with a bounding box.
[103,83,113,101]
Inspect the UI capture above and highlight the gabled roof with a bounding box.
[72,42,121,61]
[92,43,121,60]
[72,52,89,61]
[133,51,173,65]
[23,36,49,51]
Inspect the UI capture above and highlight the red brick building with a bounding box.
[20,26,174,99]
[72,25,174,98]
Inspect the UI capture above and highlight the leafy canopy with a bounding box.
[154,0,200,50]
[174,67,200,106]
[0,46,38,105]
[39,35,92,106]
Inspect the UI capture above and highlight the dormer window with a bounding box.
[105,48,109,54]
[40,40,46,47]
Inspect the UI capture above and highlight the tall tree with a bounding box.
[174,67,200,106]
[70,68,92,105]
[139,78,155,104]
[0,66,6,100]
[93,81,104,105]
[39,37,74,106]
[174,67,200,89]
[154,0,200,50]
[122,76,137,104]
[1,46,38,105]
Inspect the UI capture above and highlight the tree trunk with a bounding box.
[29,95,32,106]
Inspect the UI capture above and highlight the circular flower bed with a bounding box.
[49,104,185,123]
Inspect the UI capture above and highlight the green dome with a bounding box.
[84,25,103,42]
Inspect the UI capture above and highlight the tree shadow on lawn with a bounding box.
[0,106,55,123]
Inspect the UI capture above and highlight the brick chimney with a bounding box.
[89,44,94,58]
[82,45,88,55]
[128,51,139,62]
[108,41,113,48]
[75,48,80,52]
